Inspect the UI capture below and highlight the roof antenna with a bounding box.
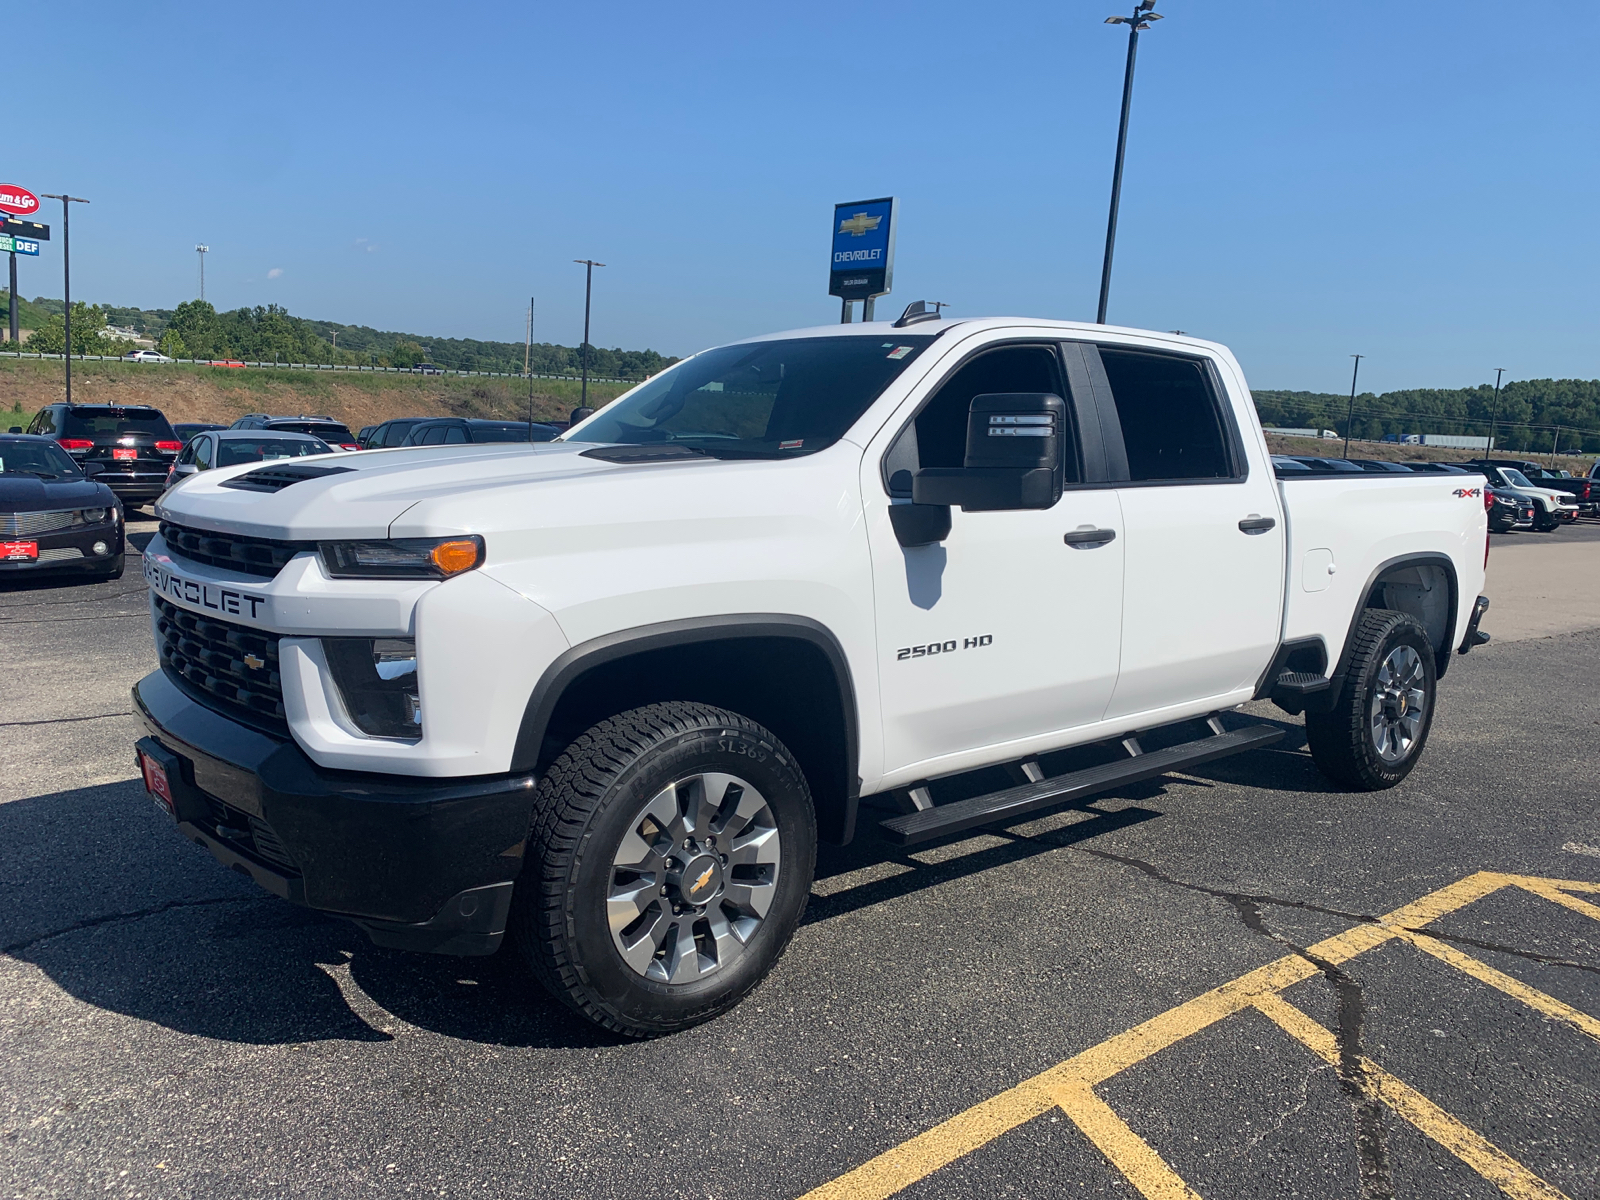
[893,300,946,328]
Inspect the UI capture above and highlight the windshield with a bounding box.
[1500,468,1533,488]
[64,408,178,439]
[566,335,937,457]
[216,438,332,467]
[0,441,84,479]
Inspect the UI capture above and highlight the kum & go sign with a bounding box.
[0,185,40,216]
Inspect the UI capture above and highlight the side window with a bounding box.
[176,440,195,466]
[443,426,468,444]
[885,345,1076,496]
[420,426,449,445]
[1098,349,1232,482]
[193,436,214,469]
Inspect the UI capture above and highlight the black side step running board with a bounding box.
[878,724,1285,846]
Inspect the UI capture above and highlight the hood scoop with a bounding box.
[220,463,357,493]
[579,444,708,463]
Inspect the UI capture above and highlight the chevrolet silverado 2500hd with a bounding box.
[133,314,1491,1036]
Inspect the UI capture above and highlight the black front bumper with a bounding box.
[0,520,124,574]
[133,668,538,955]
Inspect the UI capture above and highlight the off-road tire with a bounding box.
[511,702,816,1037]
[1306,609,1436,790]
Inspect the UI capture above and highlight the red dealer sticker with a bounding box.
[0,185,40,217]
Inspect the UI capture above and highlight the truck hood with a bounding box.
[151,441,856,540]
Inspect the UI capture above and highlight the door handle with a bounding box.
[1238,516,1276,533]
[1063,527,1117,547]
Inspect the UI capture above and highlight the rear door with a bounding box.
[1083,344,1284,721]
[863,337,1126,781]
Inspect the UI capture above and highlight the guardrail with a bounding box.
[0,349,643,386]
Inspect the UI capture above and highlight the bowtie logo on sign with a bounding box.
[0,185,40,217]
[837,212,881,237]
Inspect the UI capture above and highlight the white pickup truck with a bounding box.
[133,312,1491,1036]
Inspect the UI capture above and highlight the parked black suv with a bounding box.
[230,414,361,450]
[26,403,182,507]
[399,418,561,446]
[361,418,430,448]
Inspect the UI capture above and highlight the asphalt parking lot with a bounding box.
[2,515,1597,1200]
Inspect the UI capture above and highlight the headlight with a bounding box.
[78,507,109,524]
[323,637,422,739]
[318,535,484,580]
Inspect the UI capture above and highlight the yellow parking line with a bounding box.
[1048,1080,1204,1200]
[1253,994,1570,1200]
[1512,877,1600,923]
[800,871,1593,1200]
[1396,930,1600,1045]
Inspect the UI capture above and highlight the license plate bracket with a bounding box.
[1,540,38,561]
[140,750,175,817]
[113,448,138,461]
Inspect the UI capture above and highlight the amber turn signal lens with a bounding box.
[430,539,482,575]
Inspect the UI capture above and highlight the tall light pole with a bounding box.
[573,259,605,410]
[1097,1,1162,325]
[196,244,209,301]
[1341,354,1363,459]
[1487,367,1505,453]
[526,296,536,428]
[41,194,90,403]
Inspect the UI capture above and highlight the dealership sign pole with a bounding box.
[829,198,897,323]
[40,193,89,402]
[0,185,43,347]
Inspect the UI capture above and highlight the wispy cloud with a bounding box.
[267,267,283,280]
[355,237,378,253]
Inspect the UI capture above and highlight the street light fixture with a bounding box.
[40,194,90,403]
[573,259,606,410]
[1097,0,1162,325]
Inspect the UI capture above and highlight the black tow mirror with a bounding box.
[568,406,595,427]
[912,393,1065,512]
[81,461,106,477]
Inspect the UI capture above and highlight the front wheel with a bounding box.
[1306,609,1437,790]
[512,702,816,1037]
[1533,507,1560,532]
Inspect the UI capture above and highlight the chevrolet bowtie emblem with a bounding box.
[243,654,265,670]
[837,212,881,237]
[693,865,716,893]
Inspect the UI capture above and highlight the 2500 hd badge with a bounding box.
[143,555,267,620]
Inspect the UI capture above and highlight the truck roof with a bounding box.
[722,315,1229,357]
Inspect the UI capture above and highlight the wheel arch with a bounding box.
[1332,552,1460,688]
[510,615,861,844]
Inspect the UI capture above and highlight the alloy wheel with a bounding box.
[1369,644,1427,764]
[607,772,782,984]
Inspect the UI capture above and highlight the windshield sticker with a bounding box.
[779,439,804,451]
[886,346,913,360]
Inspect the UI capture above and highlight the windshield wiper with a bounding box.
[2,470,60,479]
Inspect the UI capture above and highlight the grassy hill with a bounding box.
[0,358,634,432]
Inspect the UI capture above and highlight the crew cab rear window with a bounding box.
[62,408,178,439]
[1098,350,1232,482]
[270,421,354,441]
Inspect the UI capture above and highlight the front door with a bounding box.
[864,339,1126,783]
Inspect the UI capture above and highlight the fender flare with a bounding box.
[508,614,861,836]
[1329,551,1460,689]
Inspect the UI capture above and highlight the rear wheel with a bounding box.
[1306,609,1436,790]
[512,702,816,1037]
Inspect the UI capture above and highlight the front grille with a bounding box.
[0,510,78,536]
[160,521,307,579]
[37,548,84,563]
[204,796,301,874]
[154,595,285,726]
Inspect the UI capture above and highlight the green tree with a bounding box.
[158,329,187,359]
[27,303,116,355]
[166,299,224,360]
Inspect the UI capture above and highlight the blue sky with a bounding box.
[8,1,1596,392]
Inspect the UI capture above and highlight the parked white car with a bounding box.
[1474,464,1579,531]
[132,312,1491,1036]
